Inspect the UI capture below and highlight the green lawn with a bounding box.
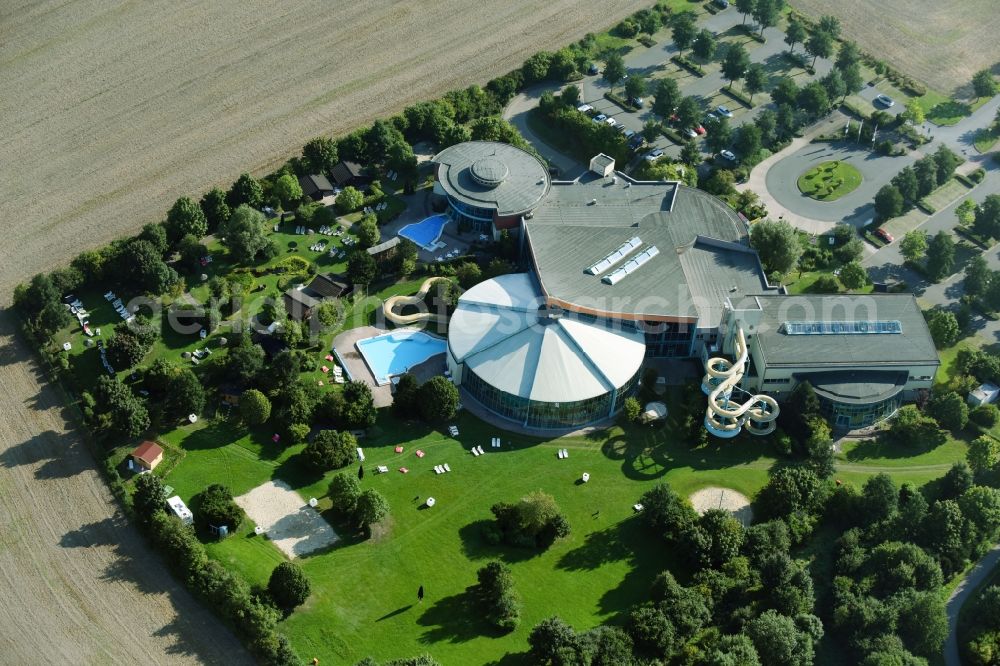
[918,92,991,127]
[975,126,1000,154]
[796,161,862,201]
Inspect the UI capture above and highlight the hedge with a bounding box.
[671,55,705,77]
[720,86,754,109]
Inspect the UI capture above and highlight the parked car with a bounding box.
[713,0,729,7]
[875,228,894,243]
[631,97,644,108]
[694,124,706,136]
[705,112,718,122]
[588,63,599,75]
[605,117,618,127]
[644,148,664,162]
[623,129,636,139]
[875,94,895,108]
[719,149,737,162]
[593,114,608,123]
[716,105,734,118]
[577,103,594,113]
[683,127,698,138]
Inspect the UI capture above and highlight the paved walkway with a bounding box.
[944,543,1000,666]
[503,84,587,179]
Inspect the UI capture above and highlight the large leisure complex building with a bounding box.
[432,142,939,434]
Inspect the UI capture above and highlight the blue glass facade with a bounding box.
[820,393,902,429]
[446,196,495,233]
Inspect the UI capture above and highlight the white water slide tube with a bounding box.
[702,326,779,438]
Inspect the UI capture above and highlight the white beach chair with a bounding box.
[443,463,451,473]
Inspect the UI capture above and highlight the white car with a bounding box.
[593,113,608,123]
[644,148,664,162]
[577,103,594,113]
[605,117,618,127]
[683,127,697,138]
[719,149,737,162]
[716,105,734,118]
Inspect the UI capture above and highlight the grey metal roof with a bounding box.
[524,176,758,321]
[367,236,401,255]
[433,141,550,216]
[751,294,939,368]
[798,370,908,405]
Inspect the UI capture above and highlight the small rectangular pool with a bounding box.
[356,330,448,385]
[398,214,448,251]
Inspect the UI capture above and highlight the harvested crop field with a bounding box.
[0,0,648,660]
[790,0,1000,96]
[0,0,648,291]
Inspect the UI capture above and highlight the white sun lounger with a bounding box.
[476,446,485,455]
[471,448,479,457]
[377,465,389,474]
[434,465,443,474]
[443,463,451,472]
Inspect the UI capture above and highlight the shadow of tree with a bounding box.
[844,431,948,461]
[457,519,538,563]
[416,586,503,644]
[59,516,127,549]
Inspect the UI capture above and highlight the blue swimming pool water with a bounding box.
[398,214,448,250]
[356,330,448,385]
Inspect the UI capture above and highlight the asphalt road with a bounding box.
[944,543,1000,666]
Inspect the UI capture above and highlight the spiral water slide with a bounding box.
[702,326,779,438]
[383,276,452,327]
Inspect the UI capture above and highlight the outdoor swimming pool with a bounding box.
[356,330,448,385]
[397,214,448,250]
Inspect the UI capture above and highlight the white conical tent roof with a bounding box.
[449,274,645,403]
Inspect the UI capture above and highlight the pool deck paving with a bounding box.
[332,325,447,408]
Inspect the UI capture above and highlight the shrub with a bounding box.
[268,561,311,611]
[476,560,521,631]
[303,429,357,471]
[622,396,642,423]
[488,491,570,550]
[328,472,362,517]
[240,389,272,425]
[971,404,999,428]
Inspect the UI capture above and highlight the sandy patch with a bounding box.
[235,480,339,558]
[689,487,753,527]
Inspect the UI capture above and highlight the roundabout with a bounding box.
[796,160,862,201]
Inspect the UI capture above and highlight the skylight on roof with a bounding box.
[585,236,642,275]
[782,320,902,335]
[602,246,659,285]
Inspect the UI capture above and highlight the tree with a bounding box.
[529,617,578,663]
[357,214,380,249]
[268,562,311,611]
[968,435,1000,475]
[835,40,859,70]
[240,389,272,425]
[347,250,377,287]
[752,0,779,36]
[972,69,998,100]
[337,186,364,214]
[681,140,701,167]
[193,483,244,533]
[744,610,818,666]
[341,380,377,429]
[838,261,868,290]
[821,69,846,103]
[328,472,362,516]
[602,53,626,92]
[896,591,948,658]
[697,509,745,568]
[743,64,767,102]
[805,30,834,67]
[133,473,167,527]
[671,12,698,57]
[642,119,662,144]
[771,78,799,107]
[166,368,205,419]
[303,430,358,471]
[796,82,830,116]
[970,403,999,429]
[861,473,898,523]
[927,390,969,430]
[624,75,646,103]
[750,219,801,274]
[652,78,681,119]
[221,204,271,264]
[227,172,264,209]
[735,124,762,159]
[455,262,482,288]
[302,136,339,174]
[735,0,755,25]
[199,187,231,232]
[784,16,806,53]
[874,185,904,221]
[522,51,553,84]
[957,198,978,226]
[225,338,265,384]
[925,231,956,281]
[418,375,460,423]
[393,373,420,418]
[119,238,178,295]
[974,194,1000,240]
[933,145,961,186]
[706,117,733,153]
[901,99,926,126]
[560,84,580,108]
[925,309,961,349]
[273,174,303,209]
[841,63,865,97]
[107,330,151,369]
[900,230,928,262]
[675,96,702,132]
[915,157,938,198]
[476,560,521,630]
[639,483,698,543]
[721,43,750,89]
[707,635,761,665]
[355,489,389,529]
[139,222,169,256]
[692,29,717,61]
[889,404,943,450]
[818,14,841,39]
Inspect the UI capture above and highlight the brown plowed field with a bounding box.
[790,0,1000,95]
[0,0,646,661]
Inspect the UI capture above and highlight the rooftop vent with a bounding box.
[781,320,903,335]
